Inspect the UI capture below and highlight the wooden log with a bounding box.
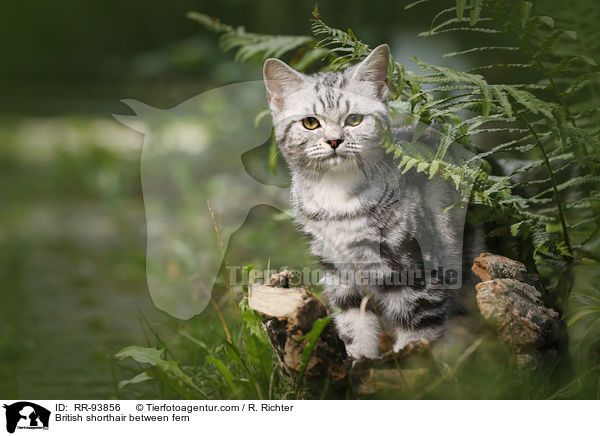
[248,280,348,381]
[471,254,546,300]
[472,253,537,285]
[472,253,561,367]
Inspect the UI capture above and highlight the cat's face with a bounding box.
[263,45,391,177]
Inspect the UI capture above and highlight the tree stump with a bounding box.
[472,253,561,367]
[248,277,348,381]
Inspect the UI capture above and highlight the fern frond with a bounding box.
[188,12,315,64]
[443,46,520,58]
[310,17,370,67]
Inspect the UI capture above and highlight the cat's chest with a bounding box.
[294,168,371,217]
[293,170,387,263]
[301,214,373,242]
[302,214,382,266]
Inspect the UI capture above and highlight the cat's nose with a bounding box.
[326,138,344,149]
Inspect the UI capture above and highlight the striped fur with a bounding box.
[264,45,463,359]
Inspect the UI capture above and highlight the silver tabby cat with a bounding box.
[263,44,463,359]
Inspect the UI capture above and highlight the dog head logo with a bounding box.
[3,402,50,433]
[113,82,289,320]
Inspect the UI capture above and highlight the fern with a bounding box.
[411,5,597,237]
[310,6,370,69]
[190,0,600,376]
[187,12,322,70]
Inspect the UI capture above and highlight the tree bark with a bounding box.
[248,280,348,381]
[472,253,561,367]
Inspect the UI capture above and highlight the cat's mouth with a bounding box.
[321,152,355,166]
[309,148,360,168]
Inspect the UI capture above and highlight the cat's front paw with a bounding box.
[345,342,382,360]
[391,337,431,356]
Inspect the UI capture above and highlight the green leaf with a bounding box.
[178,330,210,351]
[405,0,429,10]
[398,155,411,168]
[254,109,271,127]
[388,100,411,114]
[520,1,532,28]
[511,221,524,237]
[564,30,577,40]
[443,46,519,58]
[568,308,600,327]
[579,55,597,67]
[429,160,441,179]
[451,174,462,190]
[469,0,482,26]
[189,12,314,62]
[535,175,600,197]
[117,372,153,390]
[225,34,314,62]
[187,12,234,33]
[311,18,370,62]
[116,346,207,399]
[538,16,554,28]
[269,130,278,175]
[504,87,554,117]
[564,72,600,98]
[206,356,238,392]
[240,297,269,340]
[401,158,420,174]
[492,86,513,118]
[566,261,600,370]
[481,84,491,118]
[456,0,466,20]
[443,203,459,214]
[295,313,334,391]
[412,119,429,141]
[291,47,329,71]
[509,153,574,177]
[417,162,429,173]
[115,346,164,365]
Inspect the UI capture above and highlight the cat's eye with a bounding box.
[345,114,363,126]
[301,117,321,130]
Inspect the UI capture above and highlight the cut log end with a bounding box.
[248,281,347,380]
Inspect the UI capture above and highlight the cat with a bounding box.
[263,44,467,359]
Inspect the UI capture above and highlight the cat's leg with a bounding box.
[388,281,449,352]
[334,308,382,359]
[322,279,382,359]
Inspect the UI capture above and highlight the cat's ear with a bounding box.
[263,58,305,110]
[352,44,390,99]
